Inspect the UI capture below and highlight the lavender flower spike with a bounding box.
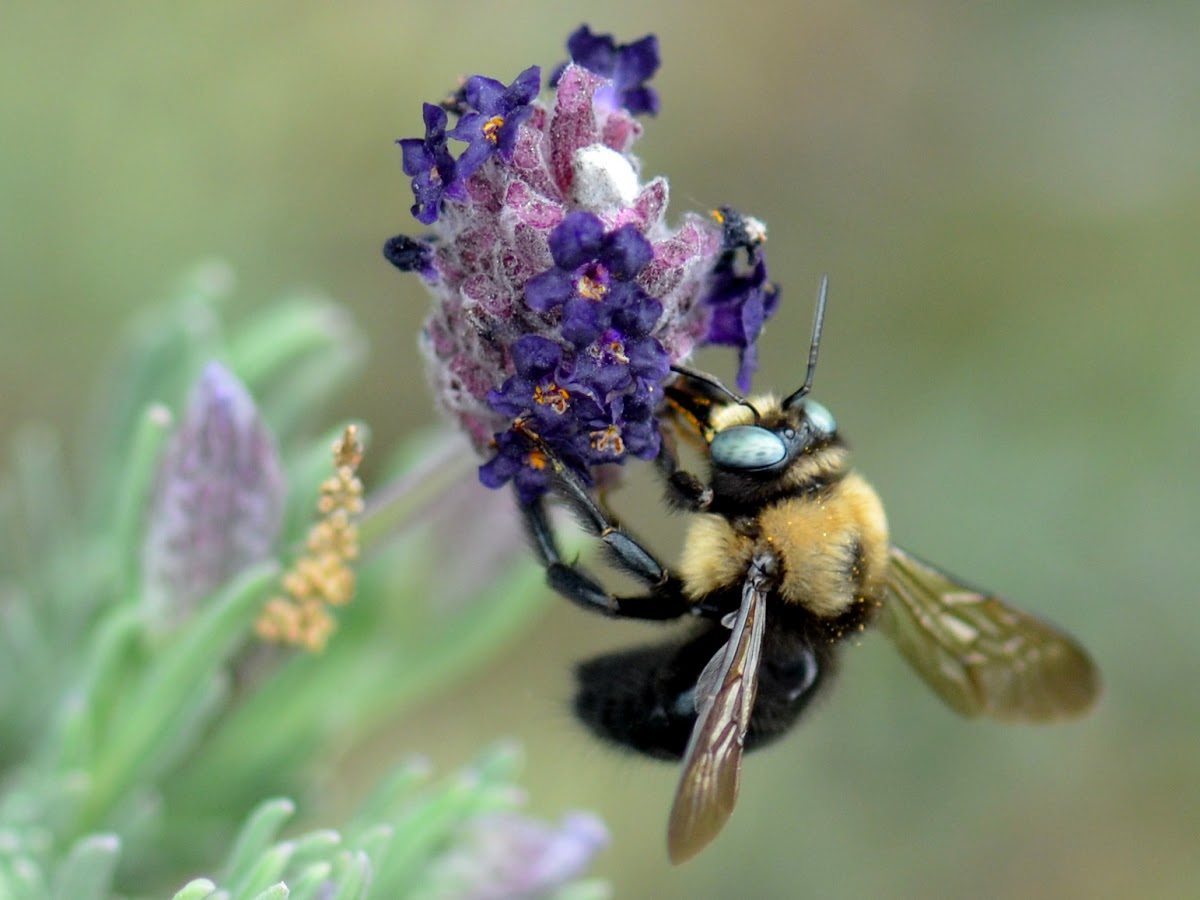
[387,26,787,500]
[142,362,286,633]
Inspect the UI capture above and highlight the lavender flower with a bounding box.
[427,810,609,900]
[449,65,541,181]
[386,27,783,501]
[142,362,285,632]
[552,25,662,116]
[701,207,781,391]
[524,211,655,346]
[398,103,465,225]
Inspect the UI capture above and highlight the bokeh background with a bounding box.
[3,2,1198,897]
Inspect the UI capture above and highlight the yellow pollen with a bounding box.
[577,275,607,300]
[527,449,548,470]
[482,115,505,143]
[591,425,625,456]
[256,425,363,653]
[711,208,726,224]
[533,383,570,414]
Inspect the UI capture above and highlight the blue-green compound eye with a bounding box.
[804,400,836,435]
[710,425,788,471]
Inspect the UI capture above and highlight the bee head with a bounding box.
[708,397,838,474]
[707,275,836,475]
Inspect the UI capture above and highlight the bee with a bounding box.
[516,278,1100,863]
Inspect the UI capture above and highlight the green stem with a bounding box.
[356,431,475,554]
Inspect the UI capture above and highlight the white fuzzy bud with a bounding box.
[571,144,640,212]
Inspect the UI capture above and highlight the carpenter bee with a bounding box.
[517,278,1100,863]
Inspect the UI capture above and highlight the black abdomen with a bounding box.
[574,615,842,760]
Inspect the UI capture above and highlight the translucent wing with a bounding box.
[877,546,1100,722]
[667,563,768,863]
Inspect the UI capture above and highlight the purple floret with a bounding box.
[552,25,661,116]
[703,254,781,392]
[525,212,656,347]
[397,103,465,225]
[450,65,542,181]
[478,429,555,504]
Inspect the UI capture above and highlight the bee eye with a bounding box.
[803,400,836,435]
[710,425,788,471]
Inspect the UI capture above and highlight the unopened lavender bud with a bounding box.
[142,362,285,632]
[430,810,609,900]
[571,144,640,212]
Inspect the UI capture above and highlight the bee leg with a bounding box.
[521,495,699,621]
[655,428,713,513]
[514,434,677,590]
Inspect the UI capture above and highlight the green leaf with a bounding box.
[285,830,341,868]
[109,403,174,599]
[325,851,370,900]
[280,862,333,900]
[371,775,520,890]
[0,854,50,900]
[78,562,279,834]
[229,842,294,900]
[342,757,431,831]
[83,262,232,530]
[45,605,142,773]
[227,296,361,395]
[50,833,121,900]
[255,343,364,442]
[220,798,296,885]
[171,878,218,900]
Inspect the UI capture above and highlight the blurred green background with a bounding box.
[3,2,1198,897]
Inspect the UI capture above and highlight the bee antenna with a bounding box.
[783,275,829,409]
[669,365,761,420]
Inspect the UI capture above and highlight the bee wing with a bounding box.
[877,545,1100,722]
[667,566,768,864]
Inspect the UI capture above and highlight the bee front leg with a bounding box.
[655,428,713,513]
[520,494,699,621]
[514,429,677,589]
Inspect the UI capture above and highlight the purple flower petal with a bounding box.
[449,65,542,179]
[611,292,662,337]
[510,334,563,379]
[599,224,653,278]
[548,212,606,269]
[560,295,605,346]
[428,810,609,900]
[523,268,575,313]
[701,243,781,391]
[555,26,661,116]
[398,103,462,224]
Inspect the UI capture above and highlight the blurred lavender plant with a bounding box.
[141,362,286,635]
[0,263,607,897]
[385,24,781,502]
